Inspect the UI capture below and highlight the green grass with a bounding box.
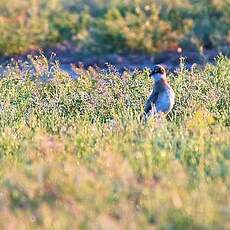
[0,54,229,229]
[0,0,229,55]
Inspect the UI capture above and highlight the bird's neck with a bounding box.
[152,73,166,81]
[160,78,168,83]
[155,78,168,88]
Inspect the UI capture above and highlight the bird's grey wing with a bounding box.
[144,91,159,115]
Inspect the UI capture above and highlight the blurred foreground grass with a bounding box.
[0,0,229,55]
[0,54,229,229]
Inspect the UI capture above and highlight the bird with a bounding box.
[143,64,175,120]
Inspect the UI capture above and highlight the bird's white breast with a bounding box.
[155,87,175,114]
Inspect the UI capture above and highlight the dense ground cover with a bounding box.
[0,0,229,55]
[0,54,229,229]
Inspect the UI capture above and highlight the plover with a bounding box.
[143,64,175,119]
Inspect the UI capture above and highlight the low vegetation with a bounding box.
[0,54,229,229]
[0,0,229,55]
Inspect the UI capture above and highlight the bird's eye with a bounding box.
[153,68,159,73]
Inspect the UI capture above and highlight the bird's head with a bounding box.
[150,64,167,82]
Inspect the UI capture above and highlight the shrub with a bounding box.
[0,0,229,55]
[0,0,78,55]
